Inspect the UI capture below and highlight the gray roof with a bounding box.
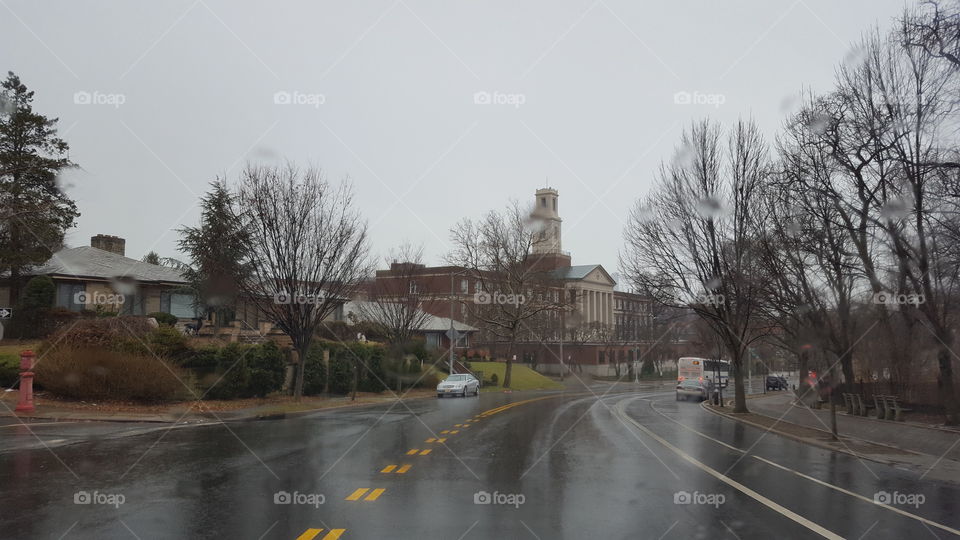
[549,264,602,280]
[341,300,477,332]
[30,246,188,284]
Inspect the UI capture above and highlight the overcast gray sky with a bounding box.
[1,0,907,277]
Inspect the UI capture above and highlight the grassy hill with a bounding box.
[467,361,563,392]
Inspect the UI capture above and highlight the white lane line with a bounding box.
[644,399,960,537]
[0,421,80,428]
[613,397,844,540]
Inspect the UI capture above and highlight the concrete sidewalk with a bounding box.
[745,392,960,463]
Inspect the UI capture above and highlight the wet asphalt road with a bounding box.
[0,385,958,540]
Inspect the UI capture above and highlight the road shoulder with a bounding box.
[702,398,960,485]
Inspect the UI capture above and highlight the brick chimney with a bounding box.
[91,234,126,256]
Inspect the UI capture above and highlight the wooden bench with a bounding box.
[873,394,887,419]
[882,395,912,421]
[853,394,874,416]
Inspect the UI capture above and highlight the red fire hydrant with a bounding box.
[15,350,35,414]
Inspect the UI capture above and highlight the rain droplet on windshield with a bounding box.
[694,197,726,219]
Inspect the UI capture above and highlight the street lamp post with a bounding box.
[559,310,564,382]
[448,268,471,375]
[450,272,456,375]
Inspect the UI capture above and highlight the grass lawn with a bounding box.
[0,341,39,387]
[468,361,564,392]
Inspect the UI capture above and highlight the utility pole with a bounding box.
[559,310,564,382]
[449,271,455,375]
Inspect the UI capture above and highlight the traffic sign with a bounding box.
[0,308,11,319]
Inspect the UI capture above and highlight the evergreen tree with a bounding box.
[177,180,250,327]
[0,72,78,300]
[11,275,55,338]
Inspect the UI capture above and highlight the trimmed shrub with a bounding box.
[10,276,55,338]
[35,347,192,401]
[196,342,286,400]
[245,341,286,398]
[42,316,155,351]
[148,312,179,326]
[145,325,194,363]
[303,345,353,395]
[0,352,20,388]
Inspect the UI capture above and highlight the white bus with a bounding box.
[677,357,730,388]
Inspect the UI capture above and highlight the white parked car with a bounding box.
[437,374,480,398]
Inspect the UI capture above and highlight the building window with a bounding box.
[121,291,145,315]
[541,197,546,207]
[56,283,86,312]
[460,279,469,293]
[408,281,418,294]
[552,198,557,211]
[161,291,197,318]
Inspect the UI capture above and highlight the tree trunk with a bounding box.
[323,348,330,397]
[352,359,359,401]
[796,348,809,402]
[293,347,306,402]
[503,339,514,389]
[935,327,959,425]
[839,350,854,394]
[729,345,748,413]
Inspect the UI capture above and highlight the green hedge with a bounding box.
[0,353,20,388]
[188,341,286,399]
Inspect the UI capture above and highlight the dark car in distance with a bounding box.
[766,375,788,390]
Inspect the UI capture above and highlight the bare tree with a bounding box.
[448,201,565,388]
[755,96,863,394]
[622,119,771,413]
[355,243,434,347]
[234,163,371,400]
[903,0,960,69]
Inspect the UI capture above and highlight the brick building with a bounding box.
[371,188,657,376]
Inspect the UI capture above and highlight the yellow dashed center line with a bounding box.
[346,488,369,501]
[381,465,397,473]
[419,449,431,455]
[396,464,412,474]
[365,488,386,501]
[406,449,419,455]
[440,430,449,434]
[296,529,346,540]
[296,529,323,540]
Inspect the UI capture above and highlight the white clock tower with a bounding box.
[531,187,562,254]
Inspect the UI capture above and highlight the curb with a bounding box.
[748,391,960,435]
[1,393,439,425]
[1,414,183,424]
[700,401,924,467]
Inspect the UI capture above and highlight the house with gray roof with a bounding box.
[1,234,195,318]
